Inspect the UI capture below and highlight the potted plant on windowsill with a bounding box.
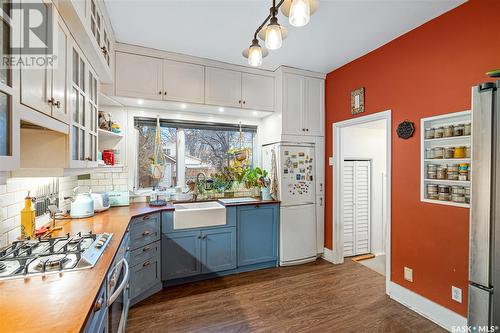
[246,167,271,200]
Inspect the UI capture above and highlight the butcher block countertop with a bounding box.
[0,203,174,333]
[0,199,280,333]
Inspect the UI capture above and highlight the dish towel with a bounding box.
[270,149,279,200]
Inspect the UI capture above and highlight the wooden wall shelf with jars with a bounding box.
[420,110,472,208]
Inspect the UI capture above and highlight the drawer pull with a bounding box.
[142,246,151,252]
[142,231,151,236]
[142,215,151,221]
[94,297,104,312]
[143,260,151,267]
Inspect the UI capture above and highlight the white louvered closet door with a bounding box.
[342,160,371,257]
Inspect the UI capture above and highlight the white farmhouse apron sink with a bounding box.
[173,201,226,229]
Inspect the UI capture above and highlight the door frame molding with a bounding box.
[332,110,392,291]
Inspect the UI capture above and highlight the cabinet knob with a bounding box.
[142,246,151,252]
[54,101,61,109]
[202,235,207,239]
[142,230,151,236]
[197,235,202,239]
[238,100,242,104]
[302,128,305,131]
[306,129,309,132]
[48,98,55,105]
[158,91,162,95]
[143,260,151,267]
[142,215,150,221]
[94,297,104,312]
[242,101,246,105]
[101,46,108,55]
[164,91,167,96]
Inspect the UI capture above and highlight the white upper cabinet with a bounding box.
[241,73,274,112]
[163,60,204,104]
[51,16,70,124]
[304,77,325,136]
[20,1,52,117]
[281,73,324,137]
[205,67,242,108]
[20,7,70,124]
[115,52,163,100]
[282,73,304,136]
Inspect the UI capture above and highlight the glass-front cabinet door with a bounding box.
[0,0,18,171]
[86,69,98,166]
[69,40,99,168]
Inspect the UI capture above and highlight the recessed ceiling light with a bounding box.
[218,107,224,113]
[252,111,258,116]
[180,103,187,109]
[137,99,144,105]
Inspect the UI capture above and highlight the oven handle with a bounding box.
[108,259,129,305]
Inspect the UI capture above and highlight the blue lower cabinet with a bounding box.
[130,252,161,300]
[162,230,202,280]
[202,227,236,273]
[237,204,278,266]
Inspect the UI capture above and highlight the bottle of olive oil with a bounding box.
[21,191,36,239]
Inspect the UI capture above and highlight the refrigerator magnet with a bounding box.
[296,174,301,180]
[284,151,289,155]
[298,152,305,157]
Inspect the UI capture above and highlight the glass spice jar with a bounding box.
[454,124,465,136]
[444,125,454,138]
[425,128,435,139]
[444,147,455,159]
[434,127,444,138]
[464,123,471,136]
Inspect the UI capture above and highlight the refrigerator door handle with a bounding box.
[470,86,494,287]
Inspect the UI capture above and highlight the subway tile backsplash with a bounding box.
[0,177,78,247]
[77,168,129,193]
[0,169,129,247]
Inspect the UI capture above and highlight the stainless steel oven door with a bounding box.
[108,258,130,333]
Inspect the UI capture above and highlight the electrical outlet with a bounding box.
[452,286,462,303]
[404,267,413,282]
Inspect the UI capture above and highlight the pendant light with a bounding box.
[265,17,282,50]
[289,0,310,27]
[242,39,268,67]
[243,0,318,66]
[280,0,319,27]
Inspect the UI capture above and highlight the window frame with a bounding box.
[134,118,257,190]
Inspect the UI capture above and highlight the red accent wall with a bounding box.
[324,0,500,316]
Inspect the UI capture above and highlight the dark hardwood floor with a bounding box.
[127,259,446,333]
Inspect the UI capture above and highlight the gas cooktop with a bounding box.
[0,231,112,280]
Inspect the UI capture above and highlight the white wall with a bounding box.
[341,119,387,255]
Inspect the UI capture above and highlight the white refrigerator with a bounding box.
[262,142,317,266]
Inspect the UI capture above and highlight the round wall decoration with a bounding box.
[396,121,415,139]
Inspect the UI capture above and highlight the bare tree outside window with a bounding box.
[136,122,254,189]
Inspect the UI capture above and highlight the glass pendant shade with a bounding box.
[289,0,310,27]
[265,20,282,50]
[248,44,263,67]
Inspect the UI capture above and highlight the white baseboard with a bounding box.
[321,247,335,263]
[387,282,467,332]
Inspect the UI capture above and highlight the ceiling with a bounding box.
[104,0,465,74]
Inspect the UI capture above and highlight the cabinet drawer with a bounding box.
[130,253,161,299]
[130,240,160,267]
[130,213,160,250]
